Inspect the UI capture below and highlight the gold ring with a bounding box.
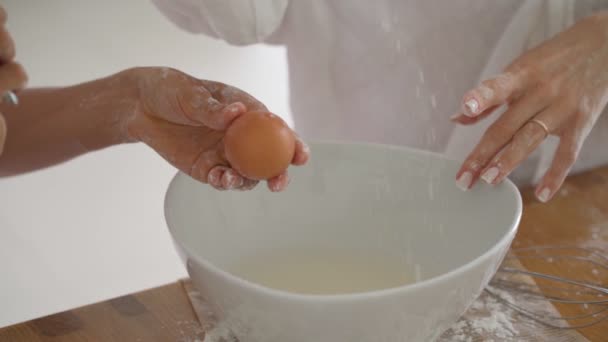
[529,118,550,137]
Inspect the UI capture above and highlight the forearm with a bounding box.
[0,69,138,177]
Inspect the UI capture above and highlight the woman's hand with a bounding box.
[0,5,28,154]
[126,67,309,192]
[452,11,608,202]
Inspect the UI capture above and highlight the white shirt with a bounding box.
[152,0,608,186]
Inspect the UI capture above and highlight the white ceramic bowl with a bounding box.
[164,141,522,342]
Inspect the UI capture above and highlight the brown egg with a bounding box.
[224,111,296,180]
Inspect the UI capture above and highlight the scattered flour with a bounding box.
[470,312,517,339]
[439,287,518,341]
[176,319,206,342]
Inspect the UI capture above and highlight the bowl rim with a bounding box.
[164,140,523,303]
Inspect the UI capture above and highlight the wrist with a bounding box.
[76,68,141,150]
[119,66,160,144]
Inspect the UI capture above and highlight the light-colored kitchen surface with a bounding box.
[0,0,291,327]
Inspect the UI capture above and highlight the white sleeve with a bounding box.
[150,0,289,45]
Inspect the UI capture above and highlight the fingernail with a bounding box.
[464,99,479,117]
[456,172,473,191]
[449,114,461,121]
[537,187,551,203]
[478,85,494,101]
[481,167,500,184]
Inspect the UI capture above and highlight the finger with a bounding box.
[461,71,527,117]
[0,62,27,91]
[144,68,246,129]
[478,118,550,185]
[535,135,579,203]
[267,172,290,192]
[0,6,7,25]
[450,105,500,126]
[292,134,310,165]
[220,168,245,190]
[190,142,229,185]
[192,143,255,191]
[237,178,259,191]
[0,62,27,94]
[207,166,228,190]
[455,89,549,190]
[203,80,268,112]
[128,111,234,187]
[177,83,247,130]
[0,28,15,62]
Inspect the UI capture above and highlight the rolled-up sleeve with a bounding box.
[151,0,289,45]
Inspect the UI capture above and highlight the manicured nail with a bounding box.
[537,187,551,203]
[478,85,494,100]
[464,99,479,117]
[481,167,500,184]
[456,172,473,191]
[449,114,461,121]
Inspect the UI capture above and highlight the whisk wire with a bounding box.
[485,287,608,330]
[499,267,608,295]
[489,245,607,330]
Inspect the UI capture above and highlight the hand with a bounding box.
[452,12,608,202]
[0,5,28,154]
[125,67,309,192]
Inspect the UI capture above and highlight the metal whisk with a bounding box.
[488,245,608,330]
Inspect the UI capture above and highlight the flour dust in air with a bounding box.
[226,249,415,295]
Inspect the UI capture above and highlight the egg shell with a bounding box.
[224,111,296,180]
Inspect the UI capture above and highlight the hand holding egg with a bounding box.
[127,67,309,192]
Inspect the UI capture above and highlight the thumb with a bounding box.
[177,83,247,130]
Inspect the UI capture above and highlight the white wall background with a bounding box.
[0,0,291,327]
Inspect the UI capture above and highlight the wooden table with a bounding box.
[1,167,607,341]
